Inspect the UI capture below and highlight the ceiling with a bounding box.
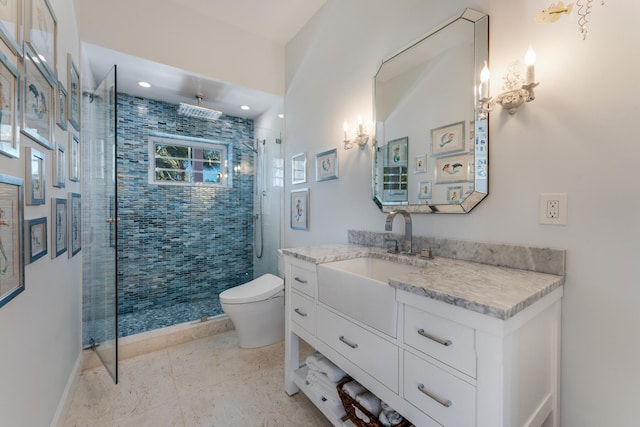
[83,0,326,120]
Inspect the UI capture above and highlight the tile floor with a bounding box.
[62,330,332,426]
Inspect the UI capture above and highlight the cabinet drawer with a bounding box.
[317,306,399,393]
[290,263,317,297]
[291,291,315,334]
[404,351,475,427]
[404,305,476,378]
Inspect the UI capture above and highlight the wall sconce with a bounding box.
[343,116,370,150]
[477,47,540,119]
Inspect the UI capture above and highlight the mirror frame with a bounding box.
[372,8,489,214]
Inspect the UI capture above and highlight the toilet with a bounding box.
[219,273,285,348]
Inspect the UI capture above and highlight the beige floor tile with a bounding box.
[64,331,331,427]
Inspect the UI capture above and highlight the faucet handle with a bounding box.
[384,238,399,254]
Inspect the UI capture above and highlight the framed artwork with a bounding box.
[290,188,309,230]
[67,53,80,131]
[56,81,67,130]
[386,136,408,167]
[51,197,66,258]
[414,154,427,173]
[417,180,432,200]
[431,121,465,156]
[315,148,338,181]
[0,50,19,158]
[25,217,46,264]
[435,153,472,184]
[292,152,307,185]
[0,0,22,56]
[69,132,79,182]
[53,142,65,187]
[25,0,56,80]
[25,147,45,205]
[446,185,464,204]
[0,174,24,309]
[22,45,54,150]
[68,192,80,257]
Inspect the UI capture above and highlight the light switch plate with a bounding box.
[539,193,567,225]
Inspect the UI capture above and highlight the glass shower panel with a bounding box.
[82,65,118,383]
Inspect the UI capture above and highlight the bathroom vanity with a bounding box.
[282,240,564,427]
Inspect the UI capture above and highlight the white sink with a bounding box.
[316,257,424,337]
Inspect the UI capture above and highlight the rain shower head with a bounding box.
[178,95,222,121]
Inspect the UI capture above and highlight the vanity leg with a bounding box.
[284,330,300,395]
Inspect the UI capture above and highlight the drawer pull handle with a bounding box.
[294,277,308,284]
[339,336,358,349]
[294,308,308,317]
[418,384,453,408]
[418,328,452,347]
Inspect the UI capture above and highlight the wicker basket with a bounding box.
[336,378,411,427]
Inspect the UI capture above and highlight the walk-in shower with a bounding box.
[82,88,282,352]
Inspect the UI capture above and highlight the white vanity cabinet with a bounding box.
[283,253,563,427]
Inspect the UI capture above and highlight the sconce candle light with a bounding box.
[343,115,370,150]
[477,47,540,119]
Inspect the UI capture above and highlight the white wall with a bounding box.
[284,1,640,425]
[0,1,82,425]
[78,0,285,96]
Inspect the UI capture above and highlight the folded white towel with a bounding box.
[379,410,392,427]
[305,352,347,382]
[305,380,341,407]
[306,370,340,401]
[341,380,366,399]
[381,401,404,425]
[356,391,382,417]
[354,406,371,423]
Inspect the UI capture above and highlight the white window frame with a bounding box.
[148,134,232,187]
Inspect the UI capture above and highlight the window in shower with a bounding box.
[149,135,231,186]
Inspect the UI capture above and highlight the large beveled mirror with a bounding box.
[372,9,489,213]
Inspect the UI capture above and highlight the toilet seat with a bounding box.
[219,273,284,304]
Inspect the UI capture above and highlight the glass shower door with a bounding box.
[82,65,118,382]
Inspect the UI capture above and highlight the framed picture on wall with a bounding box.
[446,185,463,204]
[25,147,45,205]
[417,180,432,200]
[67,53,80,131]
[386,136,408,167]
[0,0,22,56]
[414,154,427,173]
[315,148,338,181]
[56,81,67,130]
[292,152,307,185]
[53,142,65,188]
[290,188,309,230]
[68,192,80,257]
[435,153,471,184]
[51,197,67,258]
[25,0,57,80]
[69,133,79,182]
[0,174,24,309]
[431,121,465,156]
[22,45,54,150]
[0,50,20,158]
[24,216,47,264]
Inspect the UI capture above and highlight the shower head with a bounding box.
[177,95,222,121]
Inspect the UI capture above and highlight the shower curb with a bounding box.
[80,315,234,371]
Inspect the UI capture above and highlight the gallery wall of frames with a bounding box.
[0,0,81,309]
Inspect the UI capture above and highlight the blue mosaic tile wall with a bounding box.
[116,93,254,336]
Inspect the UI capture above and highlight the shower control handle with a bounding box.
[105,217,120,223]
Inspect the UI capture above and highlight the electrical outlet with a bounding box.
[539,193,567,225]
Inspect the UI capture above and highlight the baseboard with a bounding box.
[50,352,82,427]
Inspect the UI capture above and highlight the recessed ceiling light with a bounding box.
[137,81,151,88]
[240,105,250,110]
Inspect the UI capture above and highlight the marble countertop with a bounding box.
[281,244,564,320]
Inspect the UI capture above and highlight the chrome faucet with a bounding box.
[385,210,413,255]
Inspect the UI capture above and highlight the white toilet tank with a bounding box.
[219,274,285,348]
